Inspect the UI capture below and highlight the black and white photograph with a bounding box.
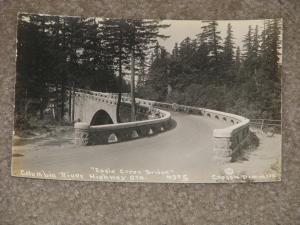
[12,13,282,183]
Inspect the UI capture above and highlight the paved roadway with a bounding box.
[12,112,281,183]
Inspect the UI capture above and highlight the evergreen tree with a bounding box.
[201,21,223,83]
[257,19,282,119]
[172,42,179,58]
[16,15,282,129]
[242,25,253,63]
[100,18,132,122]
[142,46,170,101]
[235,46,241,72]
[124,19,169,121]
[222,23,235,84]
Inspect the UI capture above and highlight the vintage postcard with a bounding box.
[12,13,282,183]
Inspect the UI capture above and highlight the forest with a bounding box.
[15,13,168,129]
[15,14,282,131]
[138,19,282,120]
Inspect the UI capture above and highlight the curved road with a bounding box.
[12,112,280,183]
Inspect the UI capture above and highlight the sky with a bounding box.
[20,15,282,60]
[21,15,281,55]
[19,15,282,83]
[157,19,269,53]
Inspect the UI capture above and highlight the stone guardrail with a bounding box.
[152,102,250,163]
[74,89,172,145]
[74,89,250,163]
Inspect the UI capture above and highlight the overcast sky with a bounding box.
[21,15,281,58]
[157,19,270,53]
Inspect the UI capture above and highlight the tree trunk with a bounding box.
[39,89,46,120]
[68,87,72,123]
[130,49,136,122]
[60,80,65,121]
[72,84,75,122]
[116,59,122,123]
[55,82,60,121]
[24,89,28,120]
[39,97,44,120]
[253,67,259,92]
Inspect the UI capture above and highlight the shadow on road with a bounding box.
[169,118,177,130]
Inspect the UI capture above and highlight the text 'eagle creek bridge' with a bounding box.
[71,88,250,163]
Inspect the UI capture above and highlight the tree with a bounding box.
[201,21,223,83]
[124,19,169,121]
[222,23,235,85]
[16,14,55,121]
[141,46,170,101]
[257,19,282,119]
[172,42,179,59]
[235,46,241,72]
[16,14,121,126]
[141,19,282,120]
[136,55,147,90]
[100,19,132,122]
[243,25,253,59]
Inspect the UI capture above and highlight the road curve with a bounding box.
[12,112,232,183]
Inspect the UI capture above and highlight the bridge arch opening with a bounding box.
[90,110,114,126]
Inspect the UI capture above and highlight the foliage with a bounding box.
[16,16,282,130]
[15,14,168,127]
[138,19,282,120]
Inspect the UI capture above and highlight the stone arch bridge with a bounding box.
[70,88,250,163]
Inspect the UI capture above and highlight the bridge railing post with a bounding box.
[74,122,90,146]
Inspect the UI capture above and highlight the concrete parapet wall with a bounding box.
[73,89,172,145]
[73,89,249,162]
[89,114,172,145]
[153,102,250,162]
[74,109,172,145]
